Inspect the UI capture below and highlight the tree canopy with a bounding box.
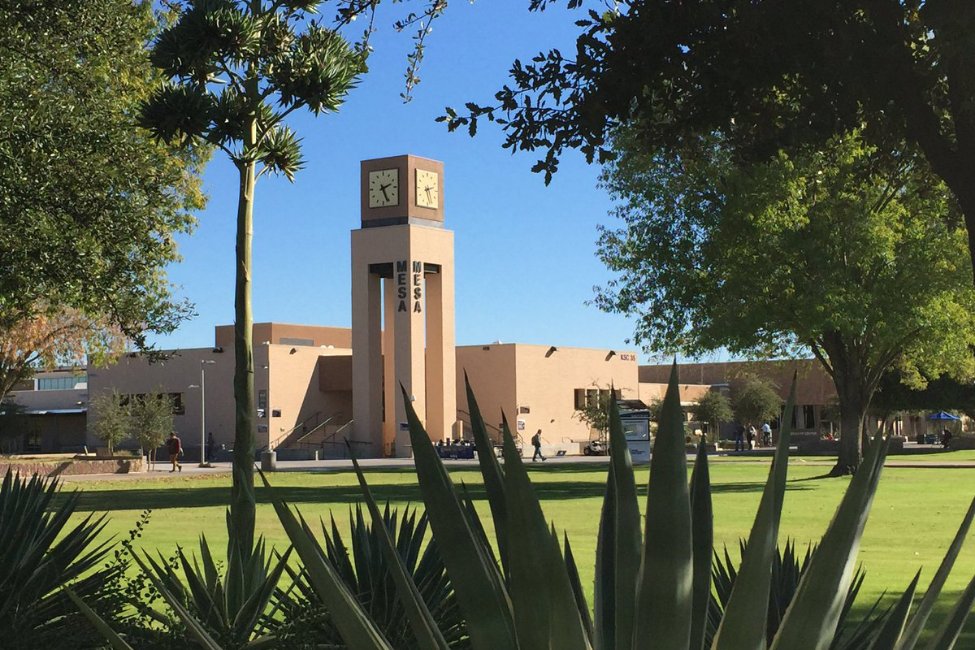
[445,1,975,284]
[730,376,781,429]
[596,130,975,470]
[0,1,205,345]
[691,391,733,441]
[0,307,125,404]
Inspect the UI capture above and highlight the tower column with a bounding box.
[351,264,382,455]
[382,277,397,454]
[351,154,453,457]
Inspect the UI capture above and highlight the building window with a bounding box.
[258,389,268,410]
[574,389,586,410]
[575,388,622,410]
[170,393,185,415]
[280,337,314,346]
[37,375,86,391]
[803,405,815,429]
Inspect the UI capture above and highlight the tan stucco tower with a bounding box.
[351,155,457,457]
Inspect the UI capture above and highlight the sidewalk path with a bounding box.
[55,452,975,483]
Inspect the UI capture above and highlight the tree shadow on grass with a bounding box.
[64,474,810,513]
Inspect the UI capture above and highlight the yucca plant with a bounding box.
[258,364,975,650]
[273,504,467,648]
[0,470,115,649]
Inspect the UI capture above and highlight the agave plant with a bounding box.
[258,364,975,650]
[0,470,116,649]
[273,503,467,648]
[709,540,888,649]
[71,514,292,649]
[137,517,292,649]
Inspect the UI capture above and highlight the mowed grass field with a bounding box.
[62,459,975,639]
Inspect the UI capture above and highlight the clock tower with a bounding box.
[351,155,457,457]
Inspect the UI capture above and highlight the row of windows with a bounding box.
[121,393,185,416]
[573,388,622,410]
[37,376,87,391]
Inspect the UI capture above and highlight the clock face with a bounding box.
[415,169,439,209]
[368,169,399,208]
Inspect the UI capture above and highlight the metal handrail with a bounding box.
[311,419,354,450]
[277,410,323,444]
[294,415,335,445]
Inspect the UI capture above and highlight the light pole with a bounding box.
[200,359,216,466]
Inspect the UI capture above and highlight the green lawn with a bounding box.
[64,459,975,640]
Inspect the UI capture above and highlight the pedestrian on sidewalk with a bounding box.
[531,429,546,462]
[167,432,183,473]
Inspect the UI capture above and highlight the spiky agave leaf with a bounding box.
[349,450,450,650]
[0,470,115,648]
[633,362,693,648]
[594,390,641,649]
[770,434,890,650]
[399,384,518,648]
[711,374,797,649]
[272,503,468,648]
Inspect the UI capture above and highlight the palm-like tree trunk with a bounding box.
[231,117,257,553]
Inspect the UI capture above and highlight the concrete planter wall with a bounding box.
[0,457,143,477]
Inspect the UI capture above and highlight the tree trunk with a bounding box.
[231,141,257,553]
[833,387,867,476]
[817,332,873,476]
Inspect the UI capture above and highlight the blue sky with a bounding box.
[153,2,721,364]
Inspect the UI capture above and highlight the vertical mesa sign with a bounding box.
[351,155,458,458]
[397,260,424,313]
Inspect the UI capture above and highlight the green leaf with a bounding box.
[131,552,224,650]
[464,371,509,574]
[633,362,693,648]
[598,391,642,648]
[500,415,591,650]
[869,571,919,650]
[63,586,134,650]
[257,470,392,649]
[896,495,975,649]
[770,434,889,650]
[594,465,618,650]
[348,448,450,650]
[712,373,796,650]
[923,571,975,650]
[689,441,713,650]
[400,385,519,649]
[564,532,595,645]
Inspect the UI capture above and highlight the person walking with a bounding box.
[746,424,756,450]
[761,422,772,447]
[167,432,183,473]
[531,429,546,462]
[734,423,745,452]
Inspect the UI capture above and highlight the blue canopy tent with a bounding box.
[927,411,961,447]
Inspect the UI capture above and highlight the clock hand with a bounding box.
[380,184,389,201]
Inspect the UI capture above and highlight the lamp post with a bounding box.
[200,359,216,466]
